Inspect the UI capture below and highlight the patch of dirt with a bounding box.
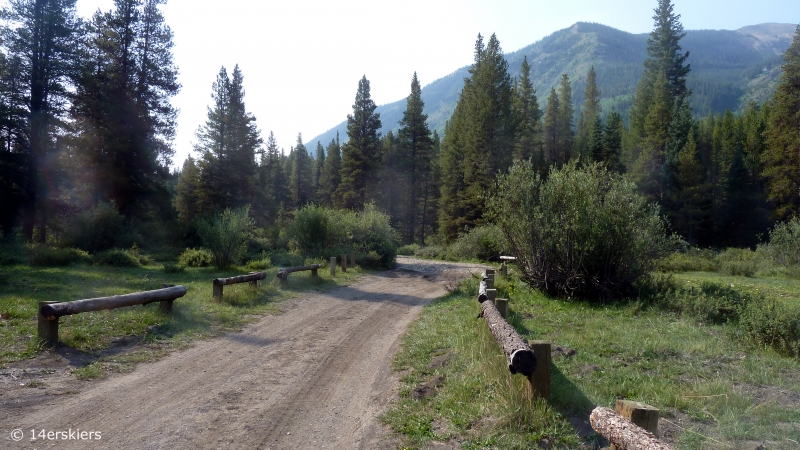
[577,364,601,377]
[732,382,800,409]
[411,375,445,400]
[0,257,483,449]
[552,345,578,358]
[427,353,452,370]
[658,408,716,446]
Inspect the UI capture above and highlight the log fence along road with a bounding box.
[0,257,486,449]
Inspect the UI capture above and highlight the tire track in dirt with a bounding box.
[1,258,485,450]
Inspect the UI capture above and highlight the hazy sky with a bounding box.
[71,0,800,168]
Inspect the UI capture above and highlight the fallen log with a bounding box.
[40,286,188,318]
[213,272,267,286]
[590,407,673,450]
[478,277,489,303]
[276,264,323,281]
[481,299,537,376]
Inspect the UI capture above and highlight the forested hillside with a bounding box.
[310,22,794,147]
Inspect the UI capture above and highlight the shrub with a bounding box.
[447,224,508,262]
[29,246,91,266]
[287,205,329,255]
[197,207,254,269]
[414,245,444,259]
[268,249,305,267]
[66,201,125,252]
[93,249,142,267]
[667,282,753,324]
[739,299,800,357]
[716,248,760,277]
[488,161,679,300]
[246,256,271,271]
[178,248,213,267]
[657,248,718,272]
[759,216,800,267]
[397,243,421,256]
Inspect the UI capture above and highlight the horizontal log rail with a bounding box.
[277,264,323,284]
[38,285,187,345]
[591,406,673,450]
[213,272,266,298]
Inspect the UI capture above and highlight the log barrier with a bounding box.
[330,257,336,276]
[276,264,323,285]
[38,285,187,345]
[340,254,347,272]
[213,272,267,298]
[591,403,671,450]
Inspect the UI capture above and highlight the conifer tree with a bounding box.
[397,72,433,244]
[318,133,341,206]
[762,24,800,221]
[557,73,575,163]
[542,88,561,167]
[588,116,604,163]
[602,111,624,172]
[258,131,288,222]
[377,131,404,232]
[289,133,313,207]
[313,141,325,202]
[335,75,382,209]
[2,0,82,240]
[669,133,710,244]
[420,130,440,243]
[174,156,200,223]
[577,66,601,159]
[512,56,542,165]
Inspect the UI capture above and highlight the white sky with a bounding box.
[71,0,800,168]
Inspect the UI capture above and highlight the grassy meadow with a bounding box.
[0,261,362,378]
[382,269,800,450]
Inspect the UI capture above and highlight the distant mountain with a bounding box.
[308,22,795,148]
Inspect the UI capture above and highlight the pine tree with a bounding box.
[512,56,542,164]
[420,130,440,244]
[174,156,200,223]
[335,75,382,209]
[645,0,690,98]
[2,0,82,241]
[258,131,288,222]
[762,24,800,221]
[632,72,672,202]
[377,131,404,232]
[317,132,341,206]
[397,72,433,244]
[312,141,325,202]
[542,88,561,167]
[557,73,575,163]
[576,66,601,159]
[289,133,312,207]
[669,133,710,244]
[589,116,604,163]
[602,111,624,172]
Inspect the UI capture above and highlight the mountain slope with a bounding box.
[308,22,795,148]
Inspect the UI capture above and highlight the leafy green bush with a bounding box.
[716,248,760,277]
[740,299,800,357]
[93,249,142,267]
[66,201,126,252]
[287,205,329,255]
[197,207,254,269]
[657,248,719,272]
[414,245,444,259]
[178,248,213,267]
[397,243,421,256]
[667,282,753,324]
[447,224,508,262]
[245,256,271,271]
[29,246,91,266]
[488,161,679,300]
[759,216,800,267]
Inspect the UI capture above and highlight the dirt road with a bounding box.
[1,258,484,449]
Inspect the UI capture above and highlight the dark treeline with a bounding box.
[1,0,799,255]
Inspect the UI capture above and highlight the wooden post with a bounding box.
[350,253,356,268]
[495,298,508,319]
[487,288,496,303]
[486,269,495,277]
[248,272,259,288]
[160,284,174,312]
[528,340,552,399]
[38,301,59,346]
[213,283,223,299]
[486,274,494,289]
[610,400,660,450]
[311,267,318,277]
[500,262,508,278]
[341,254,347,272]
[330,257,336,276]
[480,299,536,376]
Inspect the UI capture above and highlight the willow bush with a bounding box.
[487,161,679,300]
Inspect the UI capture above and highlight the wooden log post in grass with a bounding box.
[528,340,552,399]
[350,253,355,268]
[479,297,537,376]
[38,301,59,346]
[213,272,267,298]
[591,405,671,450]
[276,264,323,285]
[478,277,489,302]
[500,262,507,277]
[330,257,336,276]
[495,297,508,319]
[341,254,347,272]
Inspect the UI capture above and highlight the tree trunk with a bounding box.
[590,407,673,450]
[480,299,537,376]
[40,286,188,318]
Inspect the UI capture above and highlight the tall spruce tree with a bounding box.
[669,133,711,245]
[762,24,800,221]
[397,72,433,244]
[576,66,601,159]
[557,73,575,163]
[512,56,542,165]
[602,111,624,172]
[317,133,340,207]
[1,0,82,241]
[542,88,561,167]
[288,133,313,208]
[174,156,201,224]
[335,75,382,209]
[438,33,515,239]
[312,141,325,202]
[258,131,288,221]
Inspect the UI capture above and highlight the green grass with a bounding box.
[670,271,800,308]
[0,262,363,376]
[383,273,800,449]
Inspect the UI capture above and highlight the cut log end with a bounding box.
[509,348,537,376]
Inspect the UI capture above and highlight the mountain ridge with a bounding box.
[308,22,796,149]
